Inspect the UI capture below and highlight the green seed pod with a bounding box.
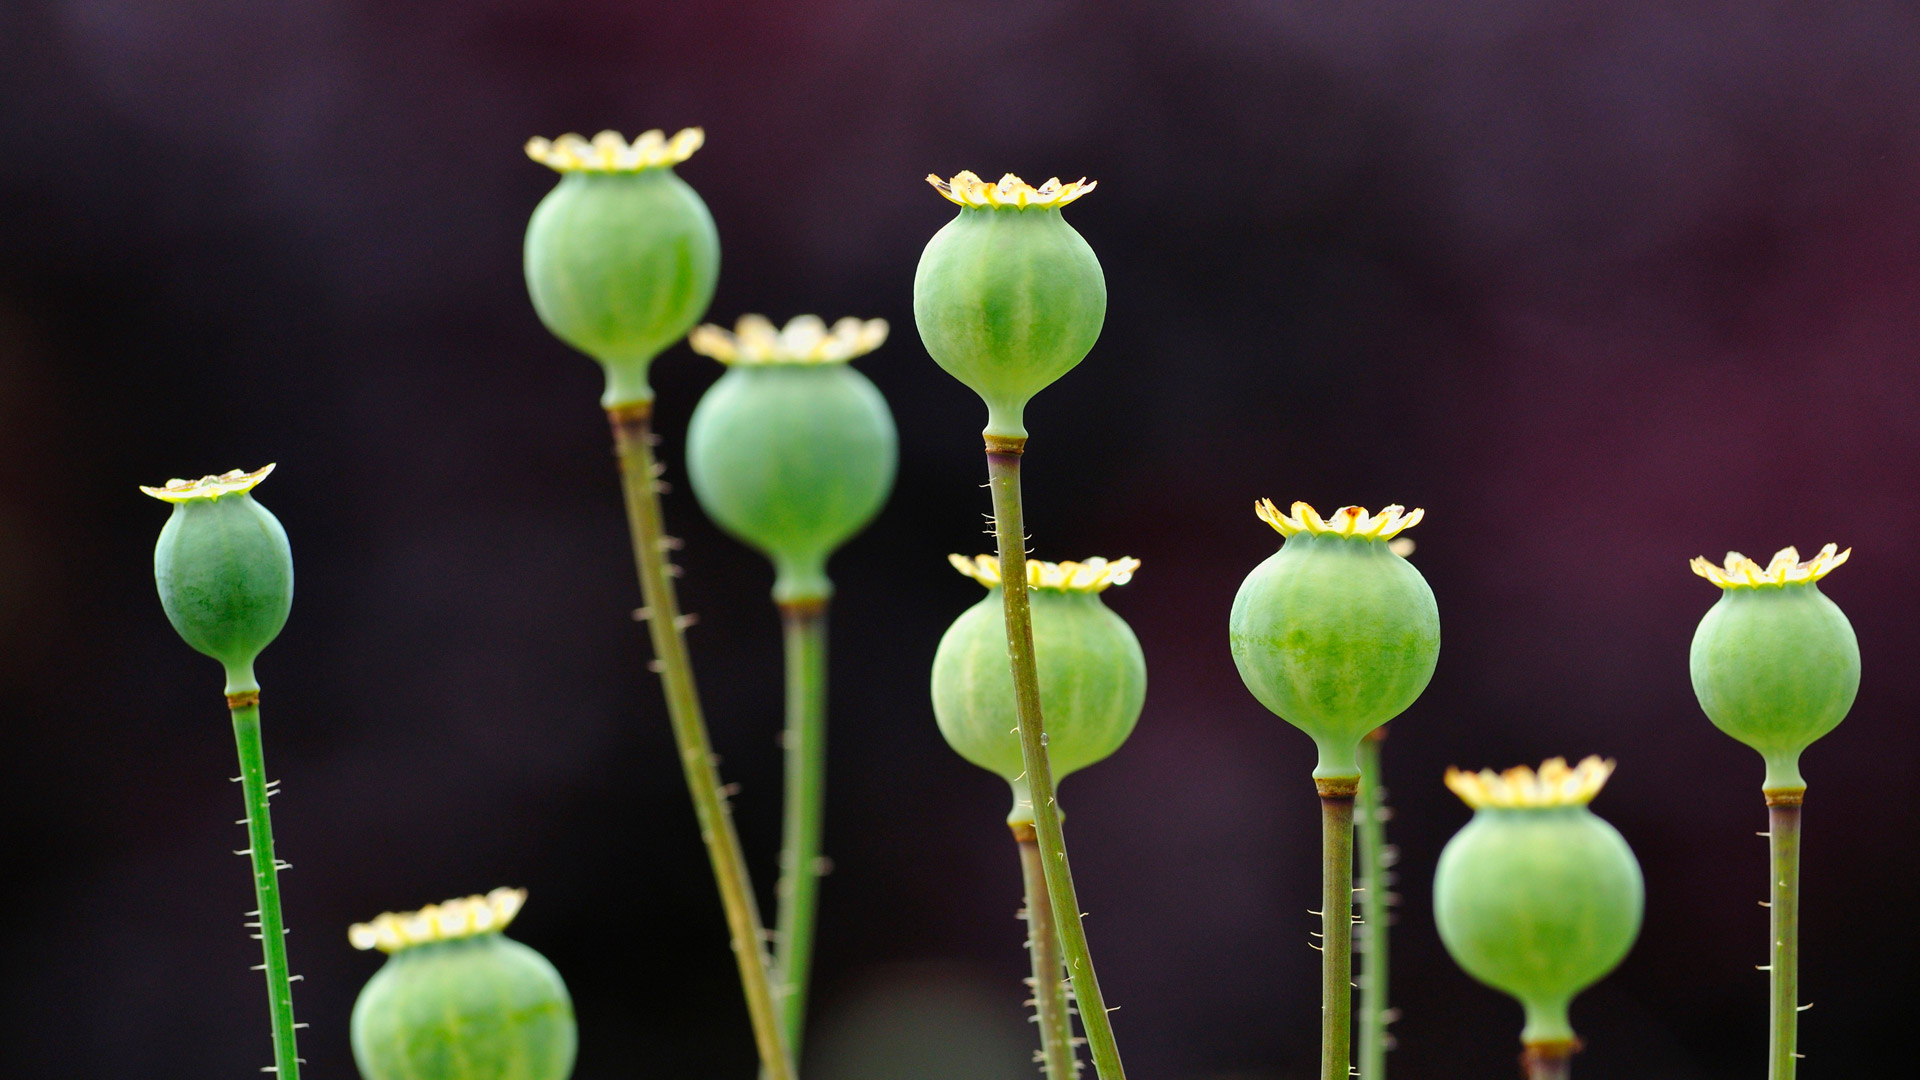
[912,172,1106,440]
[1689,545,1859,795]
[349,889,576,1080]
[684,314,898,604]
[1433,758,1644,1052]
[523,128,720,409]
[1229,501,1438,780]
[931,555,1146,825]
[142,465,293,696]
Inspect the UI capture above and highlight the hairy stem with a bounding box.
[228,694,300,1080]
[1318,780,1357,1080]
[610,405,793,1080]
[1523,1042,1575,1080]
[774,601,829,1055]
[1767,796,1803,1080]
[984,437,1127,1080]
[1017,823,1079,1079]
[1356,730,1392,1080]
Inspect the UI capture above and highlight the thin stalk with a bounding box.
[1016,823,1079,1080]
[609,404,794,1080]
[228,693,300,1080]
[1767,795,1804,1080]
[774,600,829,1055]
[1522,1043,1575,1080]
[1318,781,1357,1080]
[984,436,1127,1080]
[1356,729,1392,1080]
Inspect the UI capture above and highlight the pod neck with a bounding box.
[222,658,260,697]
[772,553,832,606]
[1520,995,1577,1046]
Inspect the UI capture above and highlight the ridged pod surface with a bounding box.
[932,561,1144,823]
[1433,764,1643,1047]
[685,319,897,603]
[1229,504,1437,780]
[352,934,576,1080]
[912,174,1105,439]
[147,468,293,695]
[524,142,719,408]
[1689,547,1858,793]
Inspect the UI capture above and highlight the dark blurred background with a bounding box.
[4,2,1918,1077]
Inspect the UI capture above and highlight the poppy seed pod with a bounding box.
[685,315,898,604]
[350,889,576,1080]
[142,465,293,696]
[1689,545,1859,795]
[1229,501,1438,780]
[1433,758,1643,1051]
[523,129,720,409]
[912,172,1105,440]
[932,555,1145,824]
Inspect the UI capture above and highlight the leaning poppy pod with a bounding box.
[1433,758,1643,1079]
[523,128,720,409]
[350,889,577,1080]
[685,314,898,604]
[912,172,1105,440]
[144,464,304,1080]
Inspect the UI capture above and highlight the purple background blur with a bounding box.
[4,2,1918,1078]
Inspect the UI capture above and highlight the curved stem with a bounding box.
[1356,730,1392,1080]
[610,405,794,1080]
[228,695,300,1080]
[774,600,829,1055]
[1016,823,1079,1079]
[1767,796,1803,1080]
[984,437,1127,1080]
[1318,781,1356,1080]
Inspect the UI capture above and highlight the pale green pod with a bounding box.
[1688,545,1858,794]
[912,173,1105,440]
[684,315,898,604]
[931,556,1145,824]
[1432,758,1643,1049]
[143,465,293,696]
[523,129,720,409]
[349,889,575,1080]
[1229,501,1437,780]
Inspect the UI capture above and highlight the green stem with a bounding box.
[228,695,300,1080]
[1768,797,1803,1080]
[984,438,1127,1080]
[774,601,829,1056]
[1319,781,1356,1080]
[1356,731,1391,1080]
[610,406,794,1080]
[1017,824,1079,1080]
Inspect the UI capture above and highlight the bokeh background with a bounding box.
[4,2,1918,1077]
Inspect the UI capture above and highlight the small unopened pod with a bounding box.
[1433,758,1643,1062]
[685,314,898,604]
[913,172,1105,440]
[349,889,576,1080]
[932,555,1145,824]
[1229,501,1438,781]
[523,128,720,409]
[1689,545,1858,795]
[142,465,292,696]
